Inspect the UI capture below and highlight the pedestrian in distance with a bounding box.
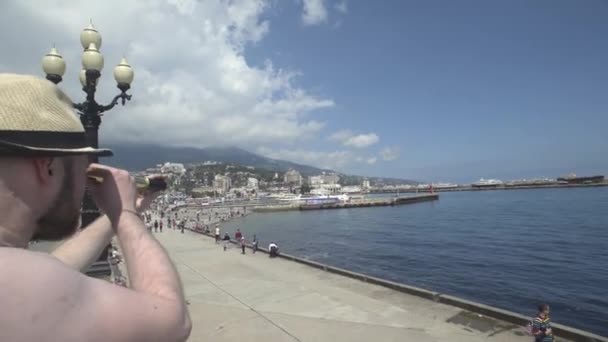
[252,234,258,254]
[240,237,246,254]
[214,226,221,244]
[222,232,231,251]
[531,304,554,342]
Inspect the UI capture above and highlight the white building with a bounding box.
[309,172,340,190]
[321,173,340,185]
[310,183,342,195]
[362,180,371,189]
[309,175,324,187]
[213,174,232,194]
[284,169,303,186]
[160,162,186,175]
[247,177,259,189]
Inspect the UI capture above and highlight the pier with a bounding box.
[254,193,439,213]
[370,181,608,195]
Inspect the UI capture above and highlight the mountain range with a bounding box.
[103,144,417,185]
[103,144,331,176]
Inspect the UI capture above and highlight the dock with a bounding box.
[370,181,608,195]
[254,193,439,213]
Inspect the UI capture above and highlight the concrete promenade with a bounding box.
[153,227,538,342]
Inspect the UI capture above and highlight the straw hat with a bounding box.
[0,73,112,156]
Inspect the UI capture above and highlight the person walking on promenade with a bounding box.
[532,304,554,342]
[240,237,246,254]
[235,229,242,241]
[222,232,231,251]
[159,220,163,233]
[0,74,190,342]
[215,225,221,244]
[154,219,158,233]
[252,234,258,253]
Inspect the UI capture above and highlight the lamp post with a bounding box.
[42,21,134,276]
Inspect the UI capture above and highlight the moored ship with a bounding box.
[471,178,504,188]
[556,173,604,184]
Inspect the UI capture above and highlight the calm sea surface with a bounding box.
[221,187,608,336]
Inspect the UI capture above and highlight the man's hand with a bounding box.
[87,164,138,225]
[136,175,165,213]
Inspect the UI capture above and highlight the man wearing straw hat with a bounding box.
[0,74,191,341]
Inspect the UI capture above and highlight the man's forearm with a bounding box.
[51,215,114,272]
[116,211,185,302]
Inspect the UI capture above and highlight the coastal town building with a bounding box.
[362,179,371,189]
[321,172,340,185]
[310,183,342,195]
[284,169,303,186]
[308,172,341,192]
[159,162,186,175]
[191,186,215,196]
[213,174,232,194]
[247,177,259,189]
[309,172,340,186]
[309,175,324,187]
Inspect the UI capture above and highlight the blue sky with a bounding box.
[248,0,608,182]
[1,0,606,183]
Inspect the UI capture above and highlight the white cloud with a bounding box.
[335,1,348,14]
[380,146,400,161]
[301,0,328,26]
[328,129,353,142]
[0,0,334,148]
[345,133,379,148]
[328,129,379,148]
[366,157,377,165]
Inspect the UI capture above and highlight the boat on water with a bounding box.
[432,182,460,190]
[472,178,504,188]
[504,178,555,187]
[266,193,302,202]
[556,173,605,185]
[299,194,351,209]
[341,186,363,194]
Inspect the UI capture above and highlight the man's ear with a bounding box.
[31,157,55,184]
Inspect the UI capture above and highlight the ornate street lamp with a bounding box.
[41,21,134,276]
